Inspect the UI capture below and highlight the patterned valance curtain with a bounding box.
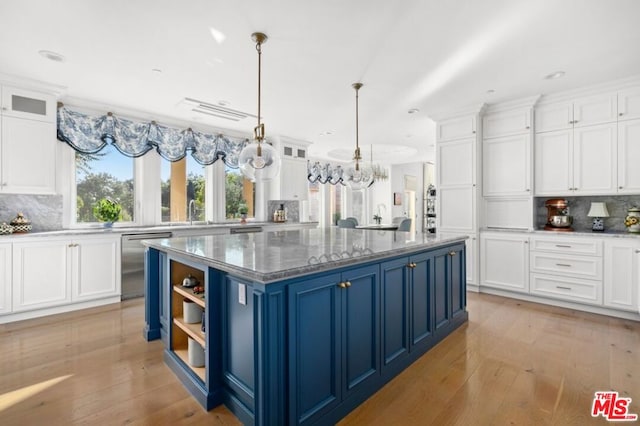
[56,106,250,167]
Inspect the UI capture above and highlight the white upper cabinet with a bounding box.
[482,108,531,139]
[572,93,617,127]
[279,157,308,200]
[437,138,475,187]
[572,123,617,194]
[1,85,56,123]
[483,133,531,196]
[617,86,640,121]
[535,93,617,133]
[437,115,476,141]
[282,144,307,160]
[534,130,573,195]
[535,102,573,133]
[1,116,56,193]
[618,119,640,193]
[535,123,617,196]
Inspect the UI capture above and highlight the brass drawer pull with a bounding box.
[345,281,352,287]
[449,251,456,256]
[338,282,346,288]
[555,263,572,267]
[556,286,572,291]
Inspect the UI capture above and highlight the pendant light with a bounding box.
[344,83,374,189]
[238,32,280,182]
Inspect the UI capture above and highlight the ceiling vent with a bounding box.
[180,97,257,122]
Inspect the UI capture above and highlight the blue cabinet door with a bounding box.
[289,264,380,425]
[409,251,434,350]
[289,272,342,425]
[449,245,466,319]
[158,251,170,347]
[342,264,380,395]
[433,247,451,332]
[380,258,410,372]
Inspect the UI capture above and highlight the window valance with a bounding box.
[56,106,250,167]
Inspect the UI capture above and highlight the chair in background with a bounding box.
[337,219,357,228]
[392,216,407,226]
[397,218,412,232]
[345,217,359,226]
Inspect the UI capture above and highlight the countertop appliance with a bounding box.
[121,231,172,299]
[543,198,574,232]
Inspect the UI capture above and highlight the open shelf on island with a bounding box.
[173,285,205,308]
[173,316,205,347]
[174,348,206,382]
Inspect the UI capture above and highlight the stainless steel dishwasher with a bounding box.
[121,231,172,299]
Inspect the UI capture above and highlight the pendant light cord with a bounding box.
[256,40,262,141]
[353,83,363,171]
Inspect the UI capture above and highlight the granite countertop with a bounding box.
[143,228,467,284]
[0,221,318,240]
[481,227,640,239]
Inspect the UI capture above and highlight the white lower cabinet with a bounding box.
[439,232,477,285]
[529,236,603,306]
[72,236,121,302]
[9,235,121,315]
[0,243,12,315]
[603,239,640,312]
[12,238,71,312]
[480,232,529,293]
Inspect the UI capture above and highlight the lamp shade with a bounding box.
[238,142,280,182]
[587,202,610,217]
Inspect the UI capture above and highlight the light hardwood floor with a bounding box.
[1,292,638,425]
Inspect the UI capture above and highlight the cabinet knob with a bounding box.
[338,282,346,288]
[448,251,456,256]
[526,126,530,129]
[619,113,624,116]
[635,249,640,253]
[345,281,352,287]
[526,189,530,192]
[619,186,623,189]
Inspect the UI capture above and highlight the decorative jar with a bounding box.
[0,223,14,235]
[625,207,640,233]
[10,213,32,233]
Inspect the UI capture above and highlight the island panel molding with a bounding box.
[143,228,468,424]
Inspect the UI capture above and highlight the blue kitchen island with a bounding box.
[142,228,468,425]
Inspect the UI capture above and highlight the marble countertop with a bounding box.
[143,228,467,284]
[0,221,318,240]
[480,227,640,239]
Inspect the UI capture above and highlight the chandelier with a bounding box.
[369,145,388,182]
[238,32,281,182]
[307,161,345,185]
[344,83,374,189]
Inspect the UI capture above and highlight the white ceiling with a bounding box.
[1,0,640,165]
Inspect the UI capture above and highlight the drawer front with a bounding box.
[530,252,602,280]
[530,237,602,256]
[530,273,602,305]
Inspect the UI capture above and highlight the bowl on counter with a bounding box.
[548,215,573,228]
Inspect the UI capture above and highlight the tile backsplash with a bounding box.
[535,195,640,232]
[267,200,300,222]
[0,194,63,232]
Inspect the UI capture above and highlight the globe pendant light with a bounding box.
[238,32,280,182]
[344,83,374,189]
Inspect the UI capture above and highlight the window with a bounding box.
[308,181,320,222]
[225,166,255,219]
[75,145,134,223]
[161,156,206,222]
[329,184,343,226]
[351,189,365,225]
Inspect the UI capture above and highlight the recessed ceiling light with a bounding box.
[486,89,495,94]
[38,50,65,62]
[408,108,419,114]
[209,27,226,44]
[544,71,565,80]
[151,68,162,74]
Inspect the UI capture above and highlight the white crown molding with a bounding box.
[0,71,66,96]
[483,94,542,114]
[428,102,488,122]
[536,73,640,105]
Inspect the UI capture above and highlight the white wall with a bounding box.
[389,162,424,232]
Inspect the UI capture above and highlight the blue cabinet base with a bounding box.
[145,241,468,425]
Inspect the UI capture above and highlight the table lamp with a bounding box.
[587,202,609,231]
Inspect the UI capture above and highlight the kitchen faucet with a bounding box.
[188,199,196,225]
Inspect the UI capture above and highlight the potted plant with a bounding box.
[93,197,122,228]
[373,214,382,225]
[238,202,249,224]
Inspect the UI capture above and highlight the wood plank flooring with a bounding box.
[0,293,638,425]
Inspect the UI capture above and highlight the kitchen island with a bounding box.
[143,228,468,425]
